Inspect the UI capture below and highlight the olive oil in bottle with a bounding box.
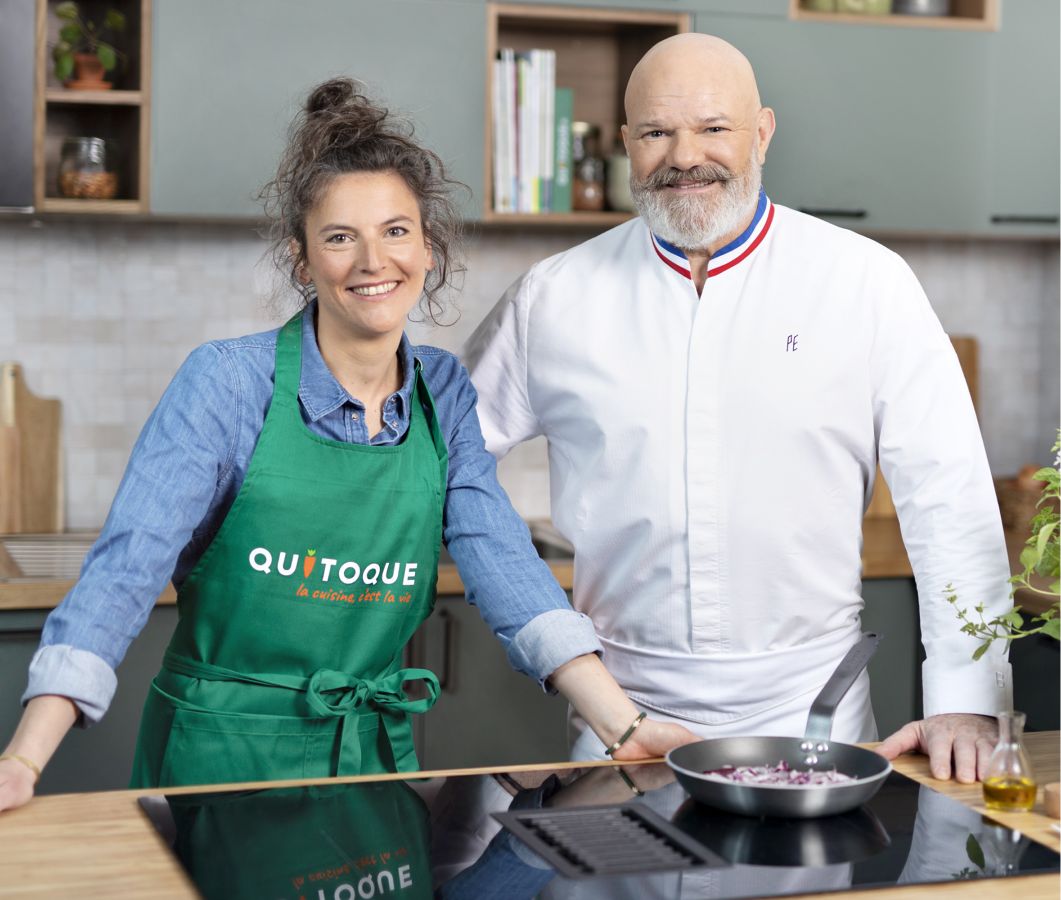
[983,776,1037,811]
[982,711,1037,811]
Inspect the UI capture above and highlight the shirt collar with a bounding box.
[297,299,414,423]
[650,189,774,281]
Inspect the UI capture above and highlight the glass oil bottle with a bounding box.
[983,710,1037,811]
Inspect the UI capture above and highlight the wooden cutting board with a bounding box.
[0,363,63,534]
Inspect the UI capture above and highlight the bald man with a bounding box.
[462,34,1010,781]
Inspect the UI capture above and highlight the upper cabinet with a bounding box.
[985,0,1060,230]
[0,0,35,210]
[150,0,485,218]
[700,14,991,234]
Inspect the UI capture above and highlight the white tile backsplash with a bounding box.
[0,217,1057,528]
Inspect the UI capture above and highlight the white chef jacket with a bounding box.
[462,192,1012,737]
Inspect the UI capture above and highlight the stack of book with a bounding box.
[492,48,574,214]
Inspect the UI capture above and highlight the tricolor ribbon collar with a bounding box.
[651,188,774,281]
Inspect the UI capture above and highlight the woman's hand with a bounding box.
[0,758,37,813]
[610,718,700,761]
[0,694,80,813]
[549,653,701,760]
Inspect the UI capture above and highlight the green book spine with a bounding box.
[552,88,573,214]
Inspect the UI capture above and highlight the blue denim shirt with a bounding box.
[25,303,601,724]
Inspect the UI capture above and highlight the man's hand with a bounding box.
[876,714,998,783]
[0,758,37,813]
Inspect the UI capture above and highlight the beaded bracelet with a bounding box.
[604,711,647,756]
[613,766,644,796]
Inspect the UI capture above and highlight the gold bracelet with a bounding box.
[0,754,41,784]
[604,711,647,756]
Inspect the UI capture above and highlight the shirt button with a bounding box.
[392,421,398,427]
[351,413,359,421]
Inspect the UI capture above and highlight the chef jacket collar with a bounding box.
[297,299,412,424]
[651,188,774,281]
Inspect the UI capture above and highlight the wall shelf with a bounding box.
[484,3,690,224]
[789,0,998,30]
[34,0,152,214]
[482,209,635,227]
[44,89,143,105]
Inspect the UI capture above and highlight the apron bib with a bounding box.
[131,312,447,787]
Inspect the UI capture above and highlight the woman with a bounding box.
[0,80,696,808]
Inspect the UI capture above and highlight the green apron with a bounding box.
[165,781,430,900]
[131,311,446,788]
[166,782,433,900]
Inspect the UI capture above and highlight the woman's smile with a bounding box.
[350,280,400,297]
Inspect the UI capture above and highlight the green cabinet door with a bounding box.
[151,0,485,218]
[986,0,1060,236]
[696,13,992,233]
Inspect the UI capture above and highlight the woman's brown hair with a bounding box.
[261,78,467,323]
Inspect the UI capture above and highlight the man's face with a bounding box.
[622,58,774,252]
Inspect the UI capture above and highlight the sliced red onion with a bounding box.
[700,760,855,786]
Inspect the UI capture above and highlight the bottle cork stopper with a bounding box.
[1045,782,1060,819]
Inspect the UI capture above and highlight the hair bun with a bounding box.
[306,78,356,115]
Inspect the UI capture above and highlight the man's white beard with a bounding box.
[630,150,762,253]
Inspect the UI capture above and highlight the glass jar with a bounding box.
[58,137,118,200]
[983,710,1037,811]
[572,122,605,212]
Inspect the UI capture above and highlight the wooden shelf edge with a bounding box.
[44,89,143,105]
[38,198,146,214]
[492,2,692,28]
[481,210,636,227]
[788,0,998,30]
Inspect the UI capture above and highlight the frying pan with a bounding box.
[666,632,891,818]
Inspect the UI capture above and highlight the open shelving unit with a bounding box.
[33,0,151,214]
[789,0,999,31]
[483,3,690,227]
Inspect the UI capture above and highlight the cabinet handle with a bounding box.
[799,207,867,219]
[991,215,1059,224]
[0,626,44,636]
[438,608,456,692]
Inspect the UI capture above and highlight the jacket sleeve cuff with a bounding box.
[507,609,604,694]
[21,645,118,727]
[921,651,1013,719]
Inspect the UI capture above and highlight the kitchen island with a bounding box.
[0,732,1056,899]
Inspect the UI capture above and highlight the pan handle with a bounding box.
[804,631,883,742]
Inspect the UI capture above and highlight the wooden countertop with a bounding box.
[0,733,1056,899]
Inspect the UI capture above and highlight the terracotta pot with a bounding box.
[66,53,112,90]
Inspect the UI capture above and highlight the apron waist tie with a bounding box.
[161,650,440,776]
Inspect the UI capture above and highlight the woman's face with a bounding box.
[299,171,434,343]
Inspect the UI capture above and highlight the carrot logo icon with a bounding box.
[303,551,317,578]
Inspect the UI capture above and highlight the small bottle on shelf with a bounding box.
[982,710,1037,811]
[572,122,605,212]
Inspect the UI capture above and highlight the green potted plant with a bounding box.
[52,2,126,90]
[947,433,1060,659]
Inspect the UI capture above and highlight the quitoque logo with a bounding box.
[248,547,418,587]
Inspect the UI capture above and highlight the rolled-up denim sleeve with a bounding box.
[422,350,603,690]
[25,343,238,722]
[22,645,117,726]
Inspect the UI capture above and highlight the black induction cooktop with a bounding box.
[138,764,1059,900]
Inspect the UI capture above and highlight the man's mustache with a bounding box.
[635,164,737,191]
